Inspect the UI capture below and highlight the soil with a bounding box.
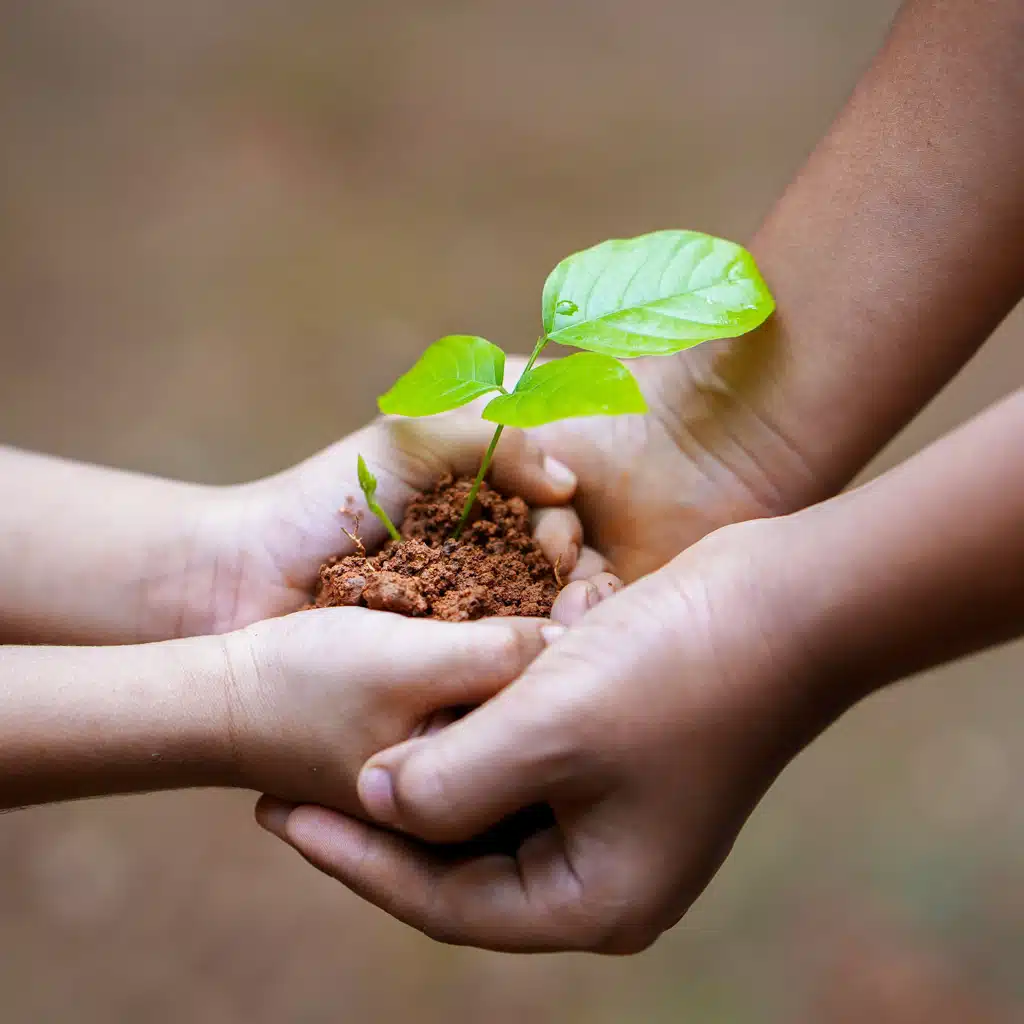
[312,475,561,620]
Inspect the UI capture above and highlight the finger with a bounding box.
[254,795,297,838]
[375,614,562,706]
[531,507,582,577]
[294,608,557,705]
[549,573,623,626]
[357,664,573,843]
[568,546,610,582]
[378,417,577,509]
[588,572,624,603]
[486,429,577,508]
[415,708,462,737]
[278,805,593,953]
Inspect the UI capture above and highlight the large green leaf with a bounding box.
[378,335,506,416]
[483,353,647,428]
[541,229,774,358]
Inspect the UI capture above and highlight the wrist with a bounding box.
[149,483,280,639]
[689,515,865,751]
[747,506,894,723]
[88,634,242,792]
[651,324,837,529]
[0,635,239,809]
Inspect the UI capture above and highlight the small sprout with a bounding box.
[340,525,366,558]
[357,454,401,543]
[376,229,775,540]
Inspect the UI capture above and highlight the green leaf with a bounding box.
[482,353,647,428]
[541,229,775,358]
[378,335,506,416]
[357,454,378,503]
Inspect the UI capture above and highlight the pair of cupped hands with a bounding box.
[206,349,820,954]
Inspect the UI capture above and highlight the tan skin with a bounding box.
[274,391,1024,954]
[516,0,1024,582]
[256,0,1024,952]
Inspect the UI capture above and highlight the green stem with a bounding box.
[521,334,549,375]
[451,334,550,541]
[370,500,402,543]
[453,424,505,540]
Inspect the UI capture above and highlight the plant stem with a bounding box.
[521,334,549,375]
[453,424,504,539]
[451,335,550,541]
[370,501,402,543]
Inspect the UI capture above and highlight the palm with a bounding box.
[202,410,582,633]
[520,347,797,582]
[204,342,800,633]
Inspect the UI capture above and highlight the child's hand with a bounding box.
[221,606,559,815]
[189,411,602,635]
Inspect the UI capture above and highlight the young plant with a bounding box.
[356,454,401,542]
[367,229,774,541]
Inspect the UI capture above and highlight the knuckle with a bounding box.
[393,756,455,835]
[585,907,661,956]
[495,427,527,460]
[563,876,664,954]
[485,626,531,678]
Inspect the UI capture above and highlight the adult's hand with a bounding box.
[255,518,809,953]
[256,391,1024,953]
[510,0,1024,582]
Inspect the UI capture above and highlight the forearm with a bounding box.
[0,447,223,644]
[719,0,1023,504]
[0,636,236,809]
[775,389,1024,703]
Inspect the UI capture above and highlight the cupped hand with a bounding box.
[187,326,816,634]
[254,518,837,953]
[505,333,820,582]
[183,411,598,635]
[221,607,563,816]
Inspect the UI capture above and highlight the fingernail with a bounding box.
[543,455,577,491]
[584,582,602,609]
[359,766,397,823]
[541,623,566,645]
[255,797,296,837]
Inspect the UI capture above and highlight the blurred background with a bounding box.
[1,1,1022,1020]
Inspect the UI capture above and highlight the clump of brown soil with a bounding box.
[312,475,561,621]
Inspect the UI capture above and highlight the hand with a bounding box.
[181,411,595,635]
[164,321,838,636]
[503,338,821,582]
[253,517,834,953]
[222,607,561,815]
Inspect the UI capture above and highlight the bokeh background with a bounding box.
[2,1,1023,1021]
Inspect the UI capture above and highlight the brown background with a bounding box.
[2,2,1023,1021]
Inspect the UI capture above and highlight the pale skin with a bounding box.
[255,0,1024,952]
[0,416,594,645]
[0,418,600,810]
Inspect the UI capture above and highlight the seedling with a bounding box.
[356,454,401,542]
[363,229,774,540]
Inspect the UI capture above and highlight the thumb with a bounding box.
[380,415,577,508]
[357,668,572,844]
